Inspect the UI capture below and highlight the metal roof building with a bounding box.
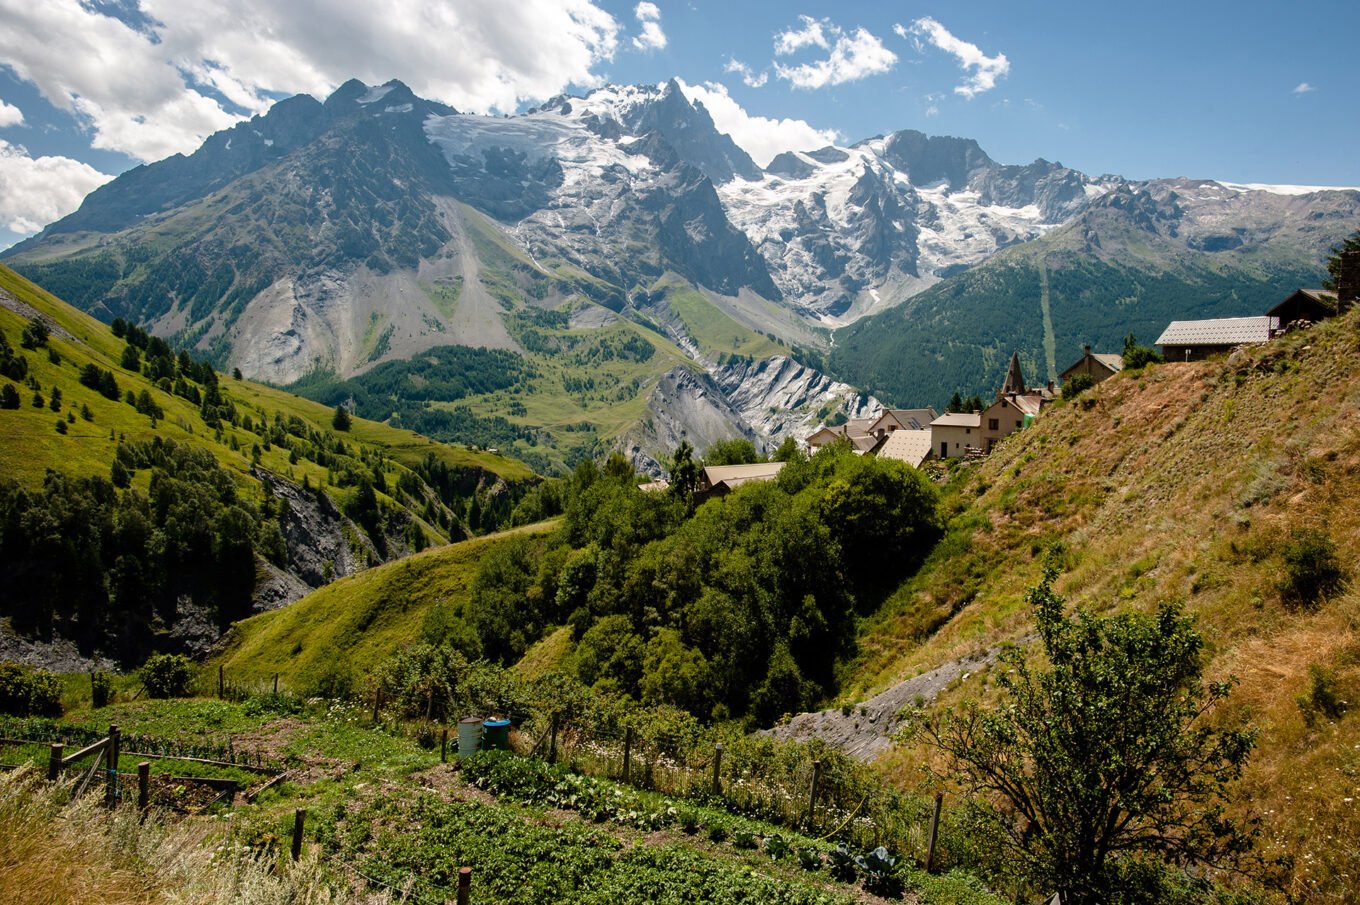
[1156,316,1277,361]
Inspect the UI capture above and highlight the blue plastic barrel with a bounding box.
[482,718,511,751]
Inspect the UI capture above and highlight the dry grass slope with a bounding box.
[849,308,1360,902]
[0,767,388,905]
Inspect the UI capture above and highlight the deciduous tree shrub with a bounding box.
[0,662,62,716]
[914,563,1258,905]
[139,653,194,698]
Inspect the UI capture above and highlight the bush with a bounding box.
[0,662,62,716]
[1062,374,1094,400]
[1297,665,1348,728]
[1279,528,1345,609]
[139,653,194,698]
[90,670,114,708]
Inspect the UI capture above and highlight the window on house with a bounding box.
[988,418,999,430]
[1015,420,1022,428]
[965,427,971,434]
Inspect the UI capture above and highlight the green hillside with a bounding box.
[216,521,557,693]
[847,307,1360,902]
[0,264,537,661]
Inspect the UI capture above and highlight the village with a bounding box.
[680,258,1359,499]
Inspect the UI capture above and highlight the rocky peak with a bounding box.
[876,130,994,190]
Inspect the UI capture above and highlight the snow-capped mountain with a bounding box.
[3,77,1353,470]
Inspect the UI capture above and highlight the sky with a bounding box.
[1,0,1357,250]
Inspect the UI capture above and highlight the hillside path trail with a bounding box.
[763,647,1002,762]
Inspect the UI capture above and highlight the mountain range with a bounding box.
[5,78,1356,470]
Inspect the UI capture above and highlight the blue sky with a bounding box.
[1,0,1356,250]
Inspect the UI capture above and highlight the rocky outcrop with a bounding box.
[618,366,757,475]
[256,469,377,587]
[715,355,881,447]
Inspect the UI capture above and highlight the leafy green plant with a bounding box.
[763,833,791,860]
[677,808,701,835]
[855,846,902,897]
[827,842,857,882]
[706,821,729,844]
[732,827,757,850]
[139,654,195,699]
[796,845,822,871]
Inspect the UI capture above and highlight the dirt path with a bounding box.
[764,648,1002,762]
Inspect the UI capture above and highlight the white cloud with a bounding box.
[632,2,666,51]
[0,139,112,234]
[772,18,896,90]
[901,17,1009,99]
[0,99,23,128]
[676,79,840,168]
[774,15,829,55]
[724,58,768,89]
[1293,82,1316,94]
[0,0,622,162]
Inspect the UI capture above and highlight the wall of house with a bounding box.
[1161,344,1231,362]
[933,424,980,458]
[1063,357,1116,383]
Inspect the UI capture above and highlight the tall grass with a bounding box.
[0,767,389,905]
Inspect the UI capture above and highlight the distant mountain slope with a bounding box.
[0,264,534,666]
[829,180,1360,407]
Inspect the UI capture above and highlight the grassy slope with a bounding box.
[848,308,1360,902]
[656,276,786,361]
[431,212,781,470]
[216,521,557,690]
[0,264,530,500]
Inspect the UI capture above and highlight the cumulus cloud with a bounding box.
[900,17,1009,99]
[0,0,622,162]
[676,79,840,168]
[774,15,829,55]
[0,139,112,234]
[724,58,768,89]
[632,2,666,52]
[0,99,23,128]
[1293,82,1316,94]
[772,17,896,90]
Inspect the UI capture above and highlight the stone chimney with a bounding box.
[1338,250,1360,309]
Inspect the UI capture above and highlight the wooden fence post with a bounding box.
[807,759,821,825]
[48,743,63,781]
[372,688,381,723]
[440,728,449,764]
[456,866,471,905]
[218,665,224,699]
[105,725,121,809]
[925,791,944,873]
[622,727,632,784]
[273,673,279,696]
[711,743,723,796]
[548,713,559,765]
[137,762,150,813]
[291,808,306,861]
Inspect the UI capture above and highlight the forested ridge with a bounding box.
[419,446,943,726]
